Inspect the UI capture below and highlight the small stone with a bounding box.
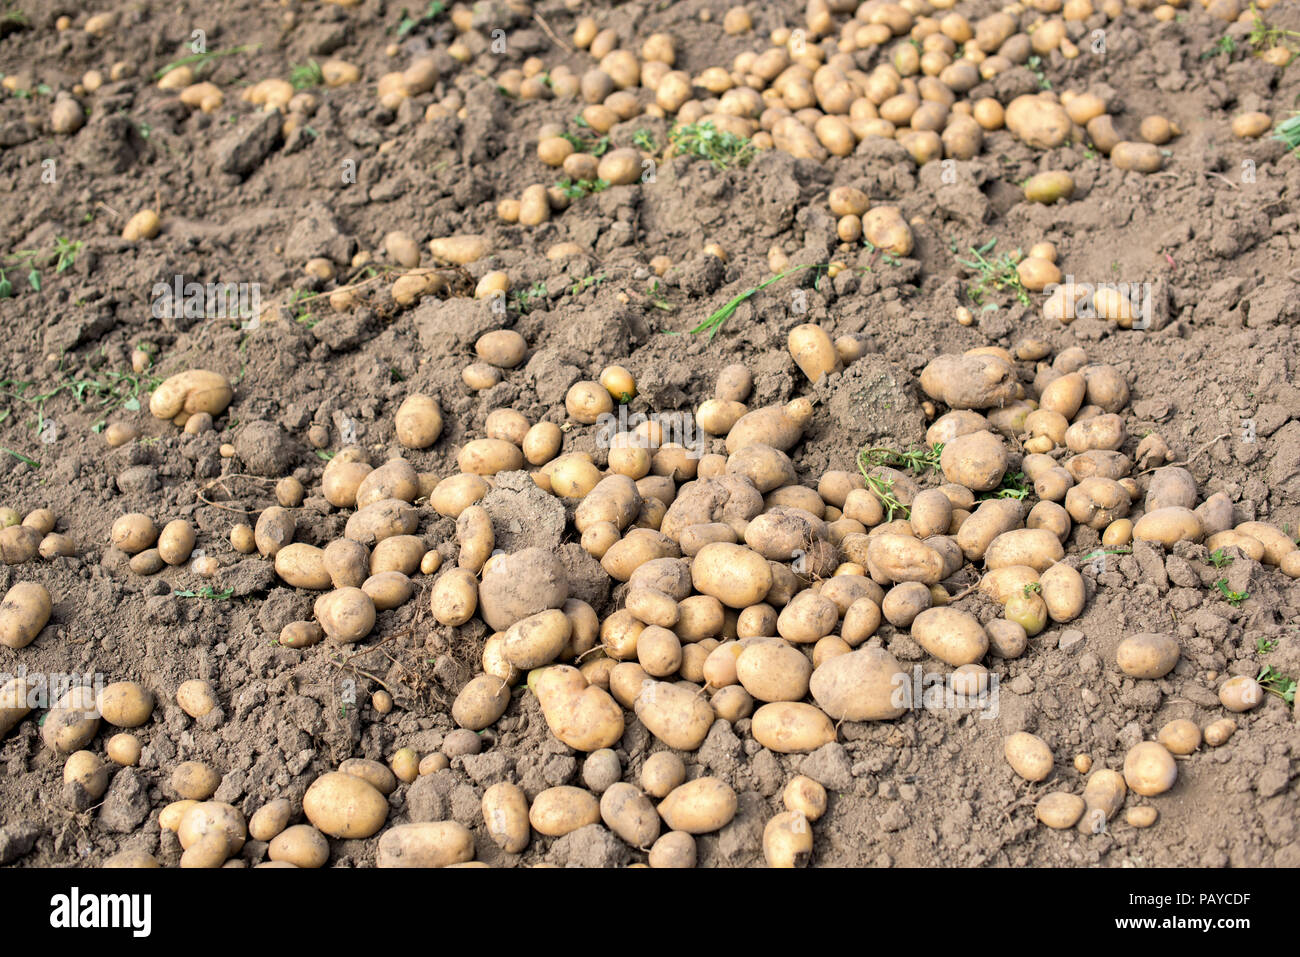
[1057,629,1086,651]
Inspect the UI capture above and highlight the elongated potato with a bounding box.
[483,782,531,852]
[751,701,836,753]
[377,822,474,867]
[635,680,715,750]
[533,665,624,751]
[657,777,737,833]
[0,581,52,649]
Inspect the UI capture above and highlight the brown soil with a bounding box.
[0,0,1298,869]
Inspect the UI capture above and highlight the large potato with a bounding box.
[919,353,1018,410]
[478,547,568,630]
[395,393,443,449]
[751,702,836,753]
[911,607,988,666]
[861,534,945,585]
[1116,633,1179,679]
[533,666,624,750]
[430,473,489,518]
[724,398,814,454]
[635,680,715,750]
[96,681,154,728]
[314,587,376,643]
[303,771,388,838]
[430,567,478,626]
[0,581,52,649]
[600,782,661,848]
[809,646,909,720]
[1133,507,1202,547]
[1039,563,1085,622]
[984,529,1064,572]
[503,609,570,669]
[657,777,737,833]
[1005,94,1070,148]
[939,430,1008,491]
[575,475,642,533]
[356,458,420,508]
[275,543,332,590]
[690,542,773,608]
[42,686,100,753]
[1004,731,1053,782]
[1123,742,1176,796]
[735,641,812,702]
[955,499,1024,561]
[149,370,233,425]
[344,499,419,546]
[377,822,474,867]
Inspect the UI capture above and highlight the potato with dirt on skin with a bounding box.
[149,370,233,425]
[1116,632,1180,679]
[861,206,914,256]
[111,513,158,555]
[724,397,814,454]
[1004,731,1054,782]
[810,645,909,720]
[268,824,330,868]
[0,581,52,649]
[777,590,839,644]
[984,528,1065,573]
[157,519,196,565]
[575,474,641,533]
[600,782,661,848]
[735,640,812,702]
[254,507,296,558]
[303,771,388,839]
[96,681,154,728]
[458,438,524,476]
[430,568,478,627]
[532,665,624,751]
[912,607,989,667]
[1231,111,1271,139]
[377,821,475,868]
[503,609,570,670]
[788,324,842,383]
[1133,507,1202,547]
[1158,719,1201,755]
[430,473,489,519]
[919,353,1018,411]
[939,430,1008,492]
[1036,792,1085,829]
[275,543,332,590]
[455,505,494,573]
[370,535,423,577]
[635,680,715,750]
[860,533,946,585]
[322,455,372,509]
[764,810,813,868]
[482,782,530,853]
[1064,477,1130,531]
[323,539,369,588]
[42,686,101,753]
[475,329,528,368]
[1234,522,1298,567]
[1004,94,1071,148]
[314,587,376,643]
[657,777,737,834]
[451,674,512,730]
[752,701,836,754]
[1024,170,1074,204]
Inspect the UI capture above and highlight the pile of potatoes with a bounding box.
[0,505,73,565]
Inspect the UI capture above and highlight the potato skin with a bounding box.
[149,370,233,423]
[1004,731,1053,782]
[395,393,443,449]
[483,782,531,852]
[751,701,836,753]
[1116,632,1180,679]
[690,542,773,608]
[657,777,738,833]
[809,646,909,720]
[314,587,376,643]
[911,607,989,666]
[529,786,600,836]
[533,665,624,751]
[635,680,715,750]
[275,543,333,590]
[600,782,661,848]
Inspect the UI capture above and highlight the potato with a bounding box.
[454,506,493,574]
[106,733,141,766]
[42,686,100,753]
[1004,731,1053,782]
[251,507,296,559]
[657,777,737,833]
[501,608,569,670]
[430,567,479,626]
[1204,717,1237,747]
[550,455,603,498]
[322,457,372,508]
[303,771,388,839]
[736,640,812,702]
[1064,477,1130,531]
[429,474,489,519]
[597,147,643,185]
[1111,141,1164,173]
[600,782,661,848]
[764,811,813,868]
[715,363,753,402]
[985,529,1064,572]
[751,702,836,753]
[0,581,51,649]
[377,822,475,868]
[919,353,1018,411]
[911,608,988,666]
[469,781,531,855]
[1123,741,1176,797]
[248,799,292,842]
[1157,718,1201,755]
[640,752,688,799]
[266,824,329,868]
[690,543,773,608]
[1231,111,1272,139]
[575,475,642,534]
[725,398,814,454]
[429,235,489,265]
[371,535,423,577]
[321,539,368,589]
[172,761,221,800]
[38,533,75,559]
[809,646,909,720]
[314,587,376,643]
[177,801,245,856]
[533,665,624,751]
[1036,792,1085,829]
[860,534,945,585]
[64,750,109,809]
[97,681,154,727]
[862,206,914,256]
[176,679,218,719]
[395,393,443,449]
[479,547,569,630]
[635,680,715,750]
[881,582,931,628]
[1133,507,1202,547]
[1219,675,1263,712]
[1024,170,1074,204]
[1039,563,1085,622]
[1077,769,1126,833]
[111,513,158,555]
[939,430,1008,492]
[450,674,512,731]
[788,324,842,383]
[157,520,196,565]
[1115,632,1179,680]
[149,370,233,425]
[458,438,525,476]
[529,786,601,837]
[728,445,797,494]
[1234,522,1297,566]
[273,543,331,590]
[1004,94,1070,148]
[649,831,697,868]
[776,590,839,643]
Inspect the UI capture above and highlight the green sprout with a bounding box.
[1257,665,1296,706]
[668,121,756,170]
[1214,578,1249,606]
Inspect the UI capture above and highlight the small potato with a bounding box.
[303,772,388,839]
[1204,718,1237,747]
[1110,141,1164,173]
[1157,719,1201,755]
[1231,111,1271,139]
[1218,675,1263,713]
[565,381,614,425]
[788,324,842,383]
[1123,741,1176,797]
[764,811,813,868]
[456,505,494,572]
[635,681,715,750]
[362,571,412,611]
[649,831,697,868]
[176,679,218,719]
[1023,170,1074,204]
[430,568,478,626]
[172,761,222,800]
[1004,731,1053,782]
[106,733,142,766]
[249,799,293,842]
[430,473,489,518]
[97,681,154,728]
[783,775,827,821]
[1036,792,1085,829]
[641,752,687,799]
